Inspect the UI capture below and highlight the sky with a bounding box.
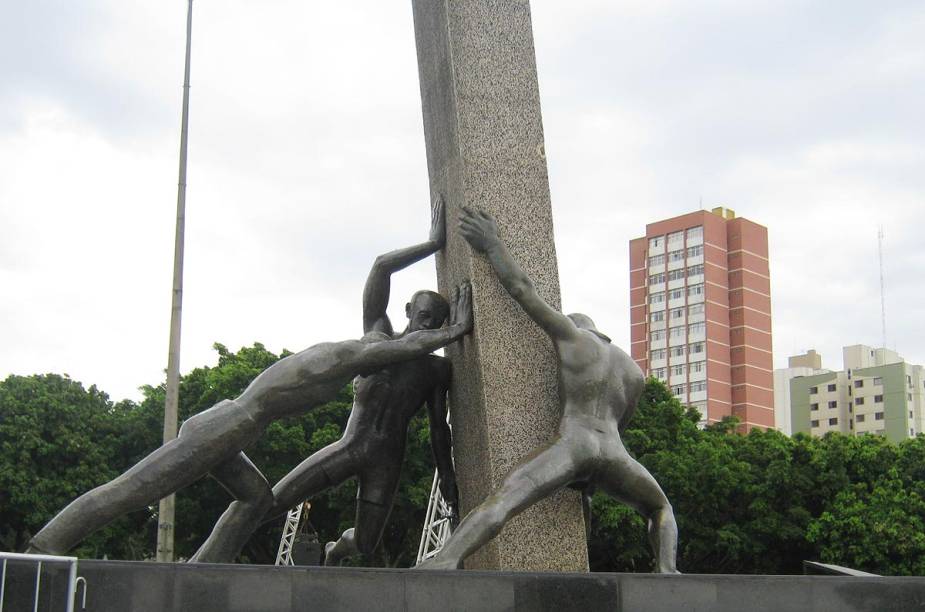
[1,1,923,403]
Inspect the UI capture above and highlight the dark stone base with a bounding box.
[4,558,925,612]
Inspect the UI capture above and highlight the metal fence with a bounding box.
[0,552,86,612]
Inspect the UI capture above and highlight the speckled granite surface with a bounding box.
[412,0,588,572]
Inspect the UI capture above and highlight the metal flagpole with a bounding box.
[157,0,194,563]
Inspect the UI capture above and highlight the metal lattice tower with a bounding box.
[415,471,454,565]
[275,501,311,566]
[415,404,457,565]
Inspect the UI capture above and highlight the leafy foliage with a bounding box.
[588,377,925,576]
[0,343,435,566]
[0,374,149,557]
[3,360,925,574]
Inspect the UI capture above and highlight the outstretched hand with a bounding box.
[458,207,500,253]
[449,281,473,334]
[429,194,447,248]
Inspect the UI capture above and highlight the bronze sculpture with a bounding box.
[26,281,472,563]
[418,208,679,573]
[243,197,461,566]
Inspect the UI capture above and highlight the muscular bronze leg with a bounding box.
[324,466,399,566]
[419,439,579,570]
[190,452,273,563]
[28,434,217,555]
[324,499,394,566]
[596,453,679,574]
[263,440,356,522]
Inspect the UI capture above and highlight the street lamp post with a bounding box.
[157,0,194,563]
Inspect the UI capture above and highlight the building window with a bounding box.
[668,249,685,262]
[809,386,818,394]
[829,418,838,426]
[687,264,704,277]
[855,397,864,405]
[691,401,707,419]
[910,411,914,419]
[670,307,685,319]
[670,346,685,358]
[810,403,819,411]
[690,342,705,354]
[651,348,666,361]
[651,330,665,341]
[811,420,820,428]
[672,384,686,396]
[648,254,665,266]
[688,322,705,335]
[688,303,704,316]
[650,292,665,304]
[652,368,667,380]
[856,414,865,423]
[667,231,684,245]
[873,377,882,386]
[687,244,703,258]
[828,401,838,408]
[651,311,665,322]
[909,393,913,401]
[690,361,705,373]
[687,226,703,240]
[875,412,884,420]
[672,365,685,376]
[690,381,706,393]
[669,326,686,338]
[649,236,663,250]
[874,394,883,403]
[827,383,836,392]
[908,375,913,386]
[854,380,864,388]
[688,284,704,297]
[668,268,685,281]
[669,288,684,300]
[649,273,665,285]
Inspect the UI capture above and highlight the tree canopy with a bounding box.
[589,379,925,575]
[2,349,924,574]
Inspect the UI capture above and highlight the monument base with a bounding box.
[3,558,925,611]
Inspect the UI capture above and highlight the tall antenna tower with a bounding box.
[878,225,887,350]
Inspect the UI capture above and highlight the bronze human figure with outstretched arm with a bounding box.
[253,196,462,566]
[418,208,678,573]
[28,281,472,563]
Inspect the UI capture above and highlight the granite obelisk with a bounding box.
[411,0,588,571]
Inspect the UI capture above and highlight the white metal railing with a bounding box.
[0,552,87,612]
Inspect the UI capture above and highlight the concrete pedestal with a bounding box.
[4,559,925,612]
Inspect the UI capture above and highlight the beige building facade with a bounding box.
[784,345,925,443]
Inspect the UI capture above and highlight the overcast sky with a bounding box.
[2,1,923,402]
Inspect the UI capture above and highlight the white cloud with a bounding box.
[1,0,923,400]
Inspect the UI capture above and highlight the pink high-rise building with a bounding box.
[629,208,773,431]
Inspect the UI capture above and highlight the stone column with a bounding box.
[411,0,588,571]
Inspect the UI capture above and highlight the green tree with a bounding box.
[8,358,925,574]
[0,374,149,558]
[808,468,925,575]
